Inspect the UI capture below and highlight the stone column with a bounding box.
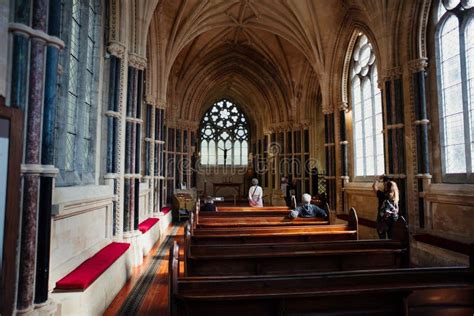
[156,105,166,215]
[339,102,349,212]
[12,0,61,314]
[34,0,62,313]
[106,41,127,240]
[123,54,146,266]
[323,108,336,209]
[409,58,431,228]
[382,67,407,217]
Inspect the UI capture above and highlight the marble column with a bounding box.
[123,56,146,266]
[324,109,336,209]
[35,0,62,309]
[339,103,349,212]
[382,68,407,217]
[105,41,127,240]
[409,58,431,228]
[9,0,31,110]
[16,0,47,313]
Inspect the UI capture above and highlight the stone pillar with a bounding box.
[9,0,31,110]
[123,54,146,266]
[156,105,166,215]
[382,67,407,217]
[323,108,336,209]
[409,58,431,228]
[106,41,127,240]
[11,0,62,314]
[34,0,62,313]
[339,102,349,212]
[144,99,155,217]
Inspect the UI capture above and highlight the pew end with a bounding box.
[168,241,179,316]
[184,228,191,276]
[326,203,336,225]
[348,207,359,239]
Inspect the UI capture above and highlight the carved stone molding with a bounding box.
[156,99,167,109]
[408,58,428,73]
[107,40,126,58]
[322,104,334,115]
[382,66,403,81]
[339,101,349,112]
[128,53,147,70]
[145,95,156,106]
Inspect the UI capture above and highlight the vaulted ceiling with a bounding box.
[145,0,412,129]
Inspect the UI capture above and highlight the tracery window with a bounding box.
[55,0,99,185]
[350,33,385,177]
[200,99,249,166]
[435,0,474,181]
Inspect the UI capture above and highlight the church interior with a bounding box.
[0,0,474,315]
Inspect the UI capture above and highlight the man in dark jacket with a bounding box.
[289,193,327,219]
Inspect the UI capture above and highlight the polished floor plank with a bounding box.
[104,224,183,315]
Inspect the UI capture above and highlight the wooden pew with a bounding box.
[194,202,336,227]
[216,206,291,211]
[188,208,358,244]
[183,218,409,276]
[169,241,474,316]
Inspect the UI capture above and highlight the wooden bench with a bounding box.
[169,242,474,316]
[183,218,408,276]
[187,208,358,245]
[193,202,336,228]
[216,206,291,211]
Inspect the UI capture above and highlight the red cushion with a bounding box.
[55,242,130,290]
[161,207,172,215]
[138,218,160,234]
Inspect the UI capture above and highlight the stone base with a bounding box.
[50,246,132,315]
[159,211,173,231]
[140,219,161,256]
[123,230,144,267]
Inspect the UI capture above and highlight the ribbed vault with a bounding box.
[146,0,348,131]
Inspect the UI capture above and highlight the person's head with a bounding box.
[302,193,312,204]
[205,196,214,204]
[281,177,287,183]
[251,178,258,186]
[386,181,399,204]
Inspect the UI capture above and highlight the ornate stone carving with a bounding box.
[107,41,126,58]
[339,101,349,112]
[128,53,147,70]
[408,58,428,73]
[382,66,403,81]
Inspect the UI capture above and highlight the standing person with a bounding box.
[377,181,400,239]
[372,175,390,238]
[289,193,328,219]
[248,178,263,207]
[280,177,288,202]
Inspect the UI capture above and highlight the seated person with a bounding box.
[201,196,216,212]
[289,193,328,219]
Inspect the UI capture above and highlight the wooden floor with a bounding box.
[104,224,184,316]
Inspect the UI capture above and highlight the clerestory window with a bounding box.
[350,33,385,177]
[435,0,474,182]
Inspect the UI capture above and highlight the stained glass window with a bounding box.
[56,0,99,185]
[200,99,249,166]
[436,0,474,178]
[350,33,385,177]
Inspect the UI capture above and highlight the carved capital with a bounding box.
[107,40,126,58]
[339,101,349,112]
[408,58,428,73]
[128,53,147,70]
[382,66,403,81]
[156,99,167,109]
[322,104,334,115]
[145,95,156,106]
